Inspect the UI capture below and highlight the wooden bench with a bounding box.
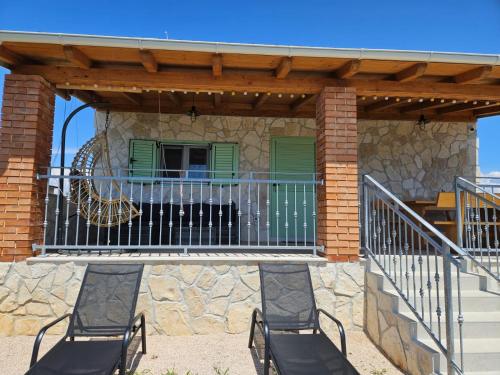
[422,192,500,243]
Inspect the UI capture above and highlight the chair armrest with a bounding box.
[317,308,347,356]
[249,308,270,347]
[123,312,145,347]
[30,313,72,367]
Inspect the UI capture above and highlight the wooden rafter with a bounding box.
[253,93,269,110]
[394,63,427,82]
[290,94,317,112]
[334,59,361,79]
[14,65,500,101]
[63,45,92,69]
[213,93,221,108]
[474,104,500,117]
[212,54,223,77]
[453,66,492,84]
[55,89,71,101]
[120,92,142,106]
[363,98,402,112]
[139,50,158,73]
[275,57,293,79]
[0,45,25,66]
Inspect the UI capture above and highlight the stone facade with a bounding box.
[358,120,478,200]
[96,112,477,202]
[0,260,364,336]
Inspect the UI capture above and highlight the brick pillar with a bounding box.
[316,87,359,262]
[0,74,55,261]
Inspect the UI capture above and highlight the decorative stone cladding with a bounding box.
[0,260,364,336]
[358,120,478,200]
[96,112,476,203]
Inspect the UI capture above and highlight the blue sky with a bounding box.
[0,0,499,173]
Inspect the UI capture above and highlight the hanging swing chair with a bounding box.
[70,112,139,227]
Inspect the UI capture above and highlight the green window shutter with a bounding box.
[129,139,158,178]
[211,143,239,180]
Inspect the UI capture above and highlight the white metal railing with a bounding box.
[455,177,500,281]
[35,167,322,255]
[363,175,466,375]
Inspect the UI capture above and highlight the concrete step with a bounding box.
[423,338,500,372]
[399,310,500,339]
[370,269,483,291]
[366,256,500,374]
[383,288,500,313]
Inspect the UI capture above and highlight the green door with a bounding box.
[270,137,316,244]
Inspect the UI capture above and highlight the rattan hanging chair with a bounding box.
[70,128,138,228]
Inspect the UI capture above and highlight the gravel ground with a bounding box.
[1,331,402,375]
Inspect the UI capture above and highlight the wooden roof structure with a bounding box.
[1,31,500,121]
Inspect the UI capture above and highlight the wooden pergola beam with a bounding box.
[139,50,158,73]
[0,45,25,66]
[363,98,402,112]
[436,101,496,115]
[399,99,452,113]
[212,54,223,77]
[14,65,500,101]
[213,92,222,108]
[120,92,142,106]
[453,66,492,84]
[63,45,92,69]
[253,93,269,110]
[394,63,427,82]
[275,57,293,79]
[334,59,361,79]
[474,104,500,117]
[166,92,182,106]
[72,90,101,103]
[54,89,71,101]
[290,94,317,112]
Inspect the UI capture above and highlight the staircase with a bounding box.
[362,175,500,375]
[366,256,500,374]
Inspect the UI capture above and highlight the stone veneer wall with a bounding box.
[0,260,364,336]
[358,120,478,200]
[96,112,477,201]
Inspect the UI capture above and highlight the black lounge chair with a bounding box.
[249,263,360,375]
[26,263,146,375]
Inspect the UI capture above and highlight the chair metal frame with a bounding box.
[248,263,348,375]
[27,264,146,375]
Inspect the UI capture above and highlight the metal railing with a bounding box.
[35,167,322,255]
[363,175,466,375]
[475,176,500,195]
[455,177,500,281]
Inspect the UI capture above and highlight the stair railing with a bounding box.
[362,174,466,375]
[455,177,500,281]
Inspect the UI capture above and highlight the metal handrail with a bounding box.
[364,175,465,258]
[362,174,465,375]
[455,177,499,281]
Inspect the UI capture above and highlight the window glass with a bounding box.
[188,147,209,178]
[161,146,183,177]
